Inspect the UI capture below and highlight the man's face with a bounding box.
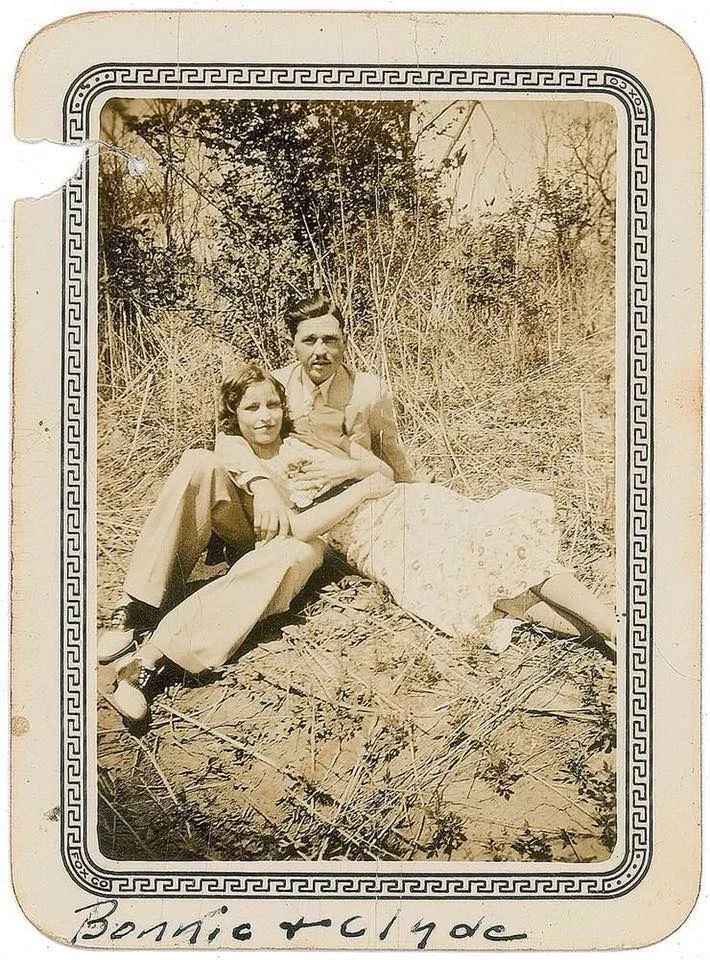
[292,313,346,386]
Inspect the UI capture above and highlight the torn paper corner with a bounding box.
[11,139,86,202]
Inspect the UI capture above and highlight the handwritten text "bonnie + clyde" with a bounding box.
[72,900,528,949]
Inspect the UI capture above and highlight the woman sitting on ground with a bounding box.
[109,362,616,723]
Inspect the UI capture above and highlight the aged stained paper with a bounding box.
[11,11,701,950]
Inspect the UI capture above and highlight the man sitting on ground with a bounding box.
[99,291,414,664]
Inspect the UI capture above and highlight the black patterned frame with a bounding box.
[61,65,653,899]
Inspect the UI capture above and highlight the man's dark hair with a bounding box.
[284,291,345,340]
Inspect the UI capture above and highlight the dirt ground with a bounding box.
[97,553,616,864]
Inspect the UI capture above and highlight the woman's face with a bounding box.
[236,381,284,453]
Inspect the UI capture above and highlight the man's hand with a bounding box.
[250,478,291,544]
[291,457,362,491]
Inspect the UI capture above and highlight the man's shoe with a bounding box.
[98,628,138,665]
[98,599,159,665]
[106,658,160,723]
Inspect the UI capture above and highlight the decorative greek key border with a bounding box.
[60,64,653,899]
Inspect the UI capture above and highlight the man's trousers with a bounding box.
[149,534,325,674]
[122,449,324,673]
[124,449,258,612]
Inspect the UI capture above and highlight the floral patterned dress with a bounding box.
[269,438,564,638]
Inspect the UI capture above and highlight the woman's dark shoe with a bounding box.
[599,635,617,662]
[98,599,159,665]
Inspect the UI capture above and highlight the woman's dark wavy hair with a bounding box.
[218,362,292,438]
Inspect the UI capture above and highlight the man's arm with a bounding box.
[288,441,393,493]
[214,433,291,541]
[369,388,416,483]
[347,441,394,479]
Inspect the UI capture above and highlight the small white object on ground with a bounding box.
[486,617,519,654]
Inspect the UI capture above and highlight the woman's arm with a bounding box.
[287,474,394,542]
[215,432,291,541]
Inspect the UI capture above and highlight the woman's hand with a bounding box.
[360,472,396,501]
[250,478,291,543]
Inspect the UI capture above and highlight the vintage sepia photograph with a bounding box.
[93,94,619,865]
[11,5,704,949]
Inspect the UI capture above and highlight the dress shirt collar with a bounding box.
[298,365,339,404]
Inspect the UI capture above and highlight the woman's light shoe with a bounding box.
[601,636,617,662]
[98,599,159,665]
[486,617,519,654]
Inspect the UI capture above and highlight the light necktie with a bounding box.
[294,378,348,452]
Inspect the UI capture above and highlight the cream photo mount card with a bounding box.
[11,10,701,951]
